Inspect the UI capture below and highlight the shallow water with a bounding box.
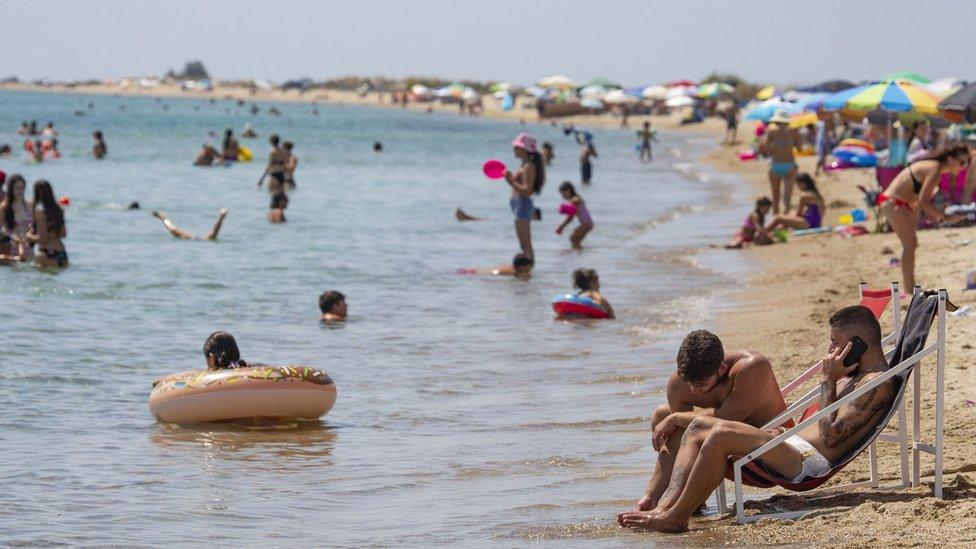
[0,91,751,547]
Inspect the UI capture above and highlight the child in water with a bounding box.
[203,331,247,370]
[555,182,594,249]
[572,268,615,318]
[458,252,533,277]
[319,291,348,321]
[726,197,773,248]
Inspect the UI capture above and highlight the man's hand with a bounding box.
[652,414,677,451]
[820,341,857,382]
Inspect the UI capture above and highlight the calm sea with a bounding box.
[0,90,752,547]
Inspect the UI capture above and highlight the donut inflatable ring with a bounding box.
[552,294,609,319]
[149,365,337,423]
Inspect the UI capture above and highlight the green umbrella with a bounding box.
[884,71,931,84]
[579,77,621,90]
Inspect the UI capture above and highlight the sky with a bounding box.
[4,0,974,87]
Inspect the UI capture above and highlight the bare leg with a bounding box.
[634,405,679,511]
[152,211,194,239]
[765,214,809,232]
[621,421,801,533]
[569,223,593,249]
[202,208,228,240]
[768,170,782,214]
[882,202,918,289]
[783,168,797,212]
[514,218,533,260]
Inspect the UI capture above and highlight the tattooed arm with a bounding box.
[817,342,894,448]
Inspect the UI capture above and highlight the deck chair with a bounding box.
[725,289,948,523]
[712,283,905,511]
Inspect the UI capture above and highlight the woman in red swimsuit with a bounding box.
[878,145,969,290]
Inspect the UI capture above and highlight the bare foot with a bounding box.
[635,492,656,512]
[617,509,661,527]
[620,511,688,533]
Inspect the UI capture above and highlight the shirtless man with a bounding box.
[575,131,597,185]
[459,253,533,278]
[319,291,348,322]
[193,144,219,166]
[638,121,658,162]
[631,330,786,513]
[759,110,803,213]
[620,306,895,533]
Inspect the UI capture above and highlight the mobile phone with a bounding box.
[843,336,868,368]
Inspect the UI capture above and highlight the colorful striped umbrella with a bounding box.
[696,82,734,98]
[822,80,940,114]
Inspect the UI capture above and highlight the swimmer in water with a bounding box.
[455,207,484,221]
[319,291,348,321]
[151,209,228,240]
[221,129,240,162]
[1,174,35,262]
[542,142,554,165]
[242,122,257,138]
[92,130,107,159]
[570,268,615,319]
[203,331,247,370]
[555,182,594,249]
[193,144,219,166]
[283,141,297,189]
[373,141,383,152]
[460,252,533,278]
[27,180,68,268]
[0,144,11,157]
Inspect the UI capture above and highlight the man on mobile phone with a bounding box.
[629,330,788,513]
[619,306,896,533]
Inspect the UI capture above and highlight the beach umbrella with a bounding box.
[602,89,638,105]
[579,85,608,98]
[579,77,621,90]
[744,97,799,122]
[580,97,604,109]
[884,71,931,84]
[410,84,430,97]
[789,112,820,129]
[461,88,479,101]
[490,82,512,93]
[523,86,548,98]
[642,85,667,100]
[939,82,976,123]
[666,85,695,100]
[665,79,696,88]
[696,82,734,98]
[755,85,778,100]
[665,95,694,108]
[822,80,940,115]
[538,75,575,89]
[925,77,966,99]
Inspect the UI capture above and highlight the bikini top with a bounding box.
[908,163,923,194]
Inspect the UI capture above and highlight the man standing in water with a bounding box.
[629,330,787,512]
[638,121,658,162]
[575,131,597,185]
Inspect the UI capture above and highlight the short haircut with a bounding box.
[829,305,882,346]
[318,291,345,313]
[512,253,533,269]
[676,330,725,382]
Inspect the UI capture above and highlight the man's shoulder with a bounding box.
[729,350,772,373]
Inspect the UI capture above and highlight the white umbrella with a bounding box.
[538,75,575,89]
[580,97,604,109]
[410,84,430,96]
[666,85,695,99]
[461,88,479,101]
[579,85,607,98]
[925,77,966,99]
[602,89,638,105]
[642,85,667,100]
[665,95,694,108]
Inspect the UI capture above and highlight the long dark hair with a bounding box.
[2,174,25,231]
[558,181,577,198]
[223,129,233,149]
[203,331,246,369]
[529,152,545,194]
[33,180,63,233]
[921,144,969,165]
[796,172,824,203]
[755,197,772,225]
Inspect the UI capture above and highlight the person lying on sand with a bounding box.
[619,306,895,533]
[152,209,228,240]
[627,330,787,513]
[319,291,348,322]
[458,252,533,278]
[455,207,483,221]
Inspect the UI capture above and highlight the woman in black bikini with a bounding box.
[878,145,970,290]
[257,134,289,223]
[27,180,68,268]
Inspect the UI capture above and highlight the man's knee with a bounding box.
[701,422,737,452]
[651,404,671,427]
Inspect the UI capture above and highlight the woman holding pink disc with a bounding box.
[504,133,545,260]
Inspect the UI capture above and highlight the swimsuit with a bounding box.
[576,201,593,225]
[581,160,592,182]
[781,435,832,482]
[770,161,796,177]
[509,196,534,220]
[802,203,822,229]
[270,192,289,210]
[877,163,924,212]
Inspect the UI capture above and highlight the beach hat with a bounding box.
[512,132,538,153]
[769,109,791,124]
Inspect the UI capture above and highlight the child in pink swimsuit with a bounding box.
[556,181,594,249]
[726,197,773,248]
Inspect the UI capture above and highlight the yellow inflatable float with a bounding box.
[149,365,337,423]
[237,145,253,162]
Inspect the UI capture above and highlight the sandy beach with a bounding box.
[4,81,974,546]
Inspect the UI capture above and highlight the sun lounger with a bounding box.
[718,288,949,523]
